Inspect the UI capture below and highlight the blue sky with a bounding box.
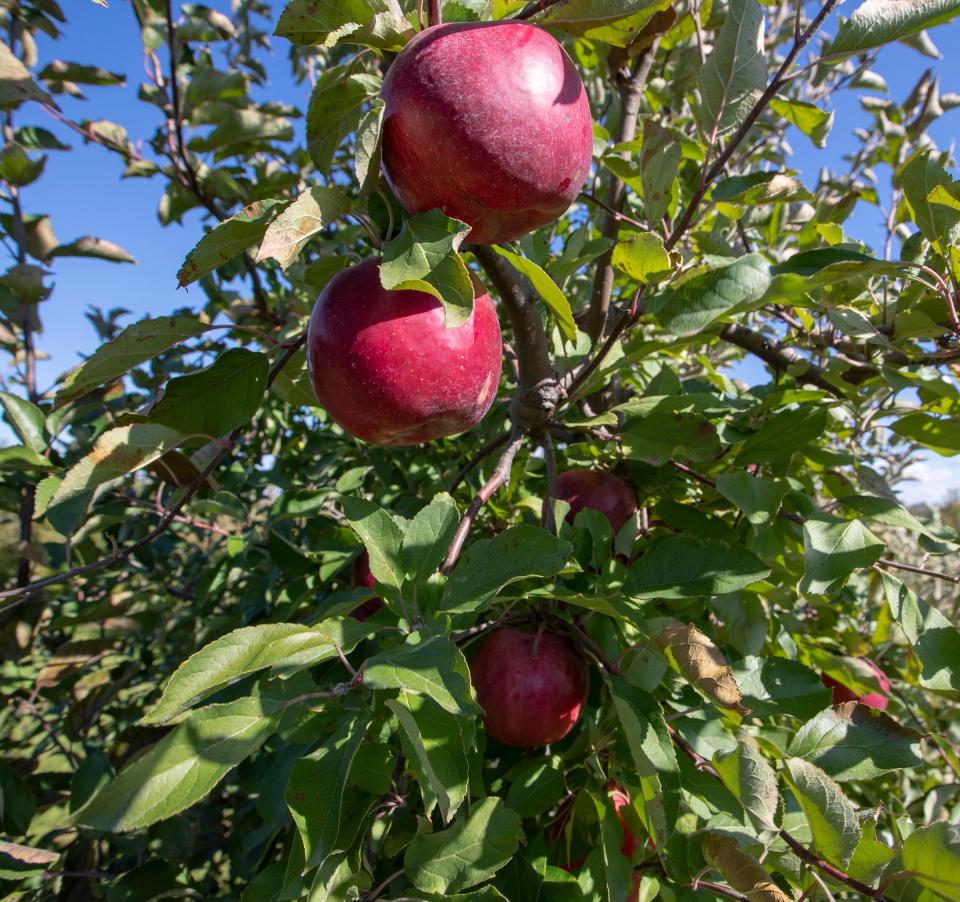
[8,1,960,503]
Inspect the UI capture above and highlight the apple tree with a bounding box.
[2,0,960,900]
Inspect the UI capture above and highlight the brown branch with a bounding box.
[427,0,442,26]
[778,830,895,901]
[875,559,960,586]
[541,431,558,533]
[450,429,511,493]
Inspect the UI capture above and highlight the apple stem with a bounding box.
[427,0,442,26]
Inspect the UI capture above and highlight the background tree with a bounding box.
[2,0,960,900]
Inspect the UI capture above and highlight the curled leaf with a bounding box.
[703,834,792,902]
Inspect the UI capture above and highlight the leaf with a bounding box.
[364,634,479,716]
[504,756,565,819]
[50,424,184,508]
[736,405,829,466]
[148,348,268,437]
[388,691,473,824]
[838,493,947,540]
[697,0,767,139]
[380,210,475,327]
[355,98,385,194]
[713,171,813,204]
[769,96,834,148]
[647,254,772,336]
[177,199,288,287]
[286,716,369,868]
[0,841,59,879]
[848,820,897,889]
[703,835,791,902]
[49,235,136,263]
[39,60,125,87]
[538,0,675,47]
[0,40,53,109]
[897,150,960,248]
[0,144,45,187]
[402,493,460,585]
[732,656,831,720]
[787,704,923,781]
[827,0,960,60]
[56,315,209,403]
[144,621,372,724]
[619,395,721,465]
[0,391,45,452]
[491,246,576,341]
[74,697,280,832]
[891,411,960,456]
[903,822,960,902]
[342,497,405,590]
[274,0,414,50]
[305,65,380,173]
[716,472,788,526]
[255,187,350,270]
[441,525,572,614]
[781,757,861,868]
[624,535,770,600]
[713,738,779,832]
[655,621,748,714]
[611,232,675,283]
[404,797,522,894]
[640,120,681,225]
[800,514,885,594]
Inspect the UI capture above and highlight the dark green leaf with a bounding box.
[903,822,960,902]
[731,656,831,719]
[800,514,885,594]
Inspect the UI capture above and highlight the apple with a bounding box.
[306,258,502,445]
[469,627,588,747]
[820,658,890,710]
[556,469,638,534]
[380,21,594,245]
[609,785,640,860]
[348,550,384,622]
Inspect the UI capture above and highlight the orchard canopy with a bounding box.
[4,0,960,900]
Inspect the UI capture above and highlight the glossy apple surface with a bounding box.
[348,550,384,622]
[556,469,638,534]
[821,658,890,710]
[469,627,588,747]
[307,258,502,445]
[380,21,594,245]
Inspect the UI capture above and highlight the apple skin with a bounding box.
[306,258,502,445]
[556,469,638,534]
[821,658,890,710]
[348,550,384,622]
[380,21,594,245]
[469,627,588,748]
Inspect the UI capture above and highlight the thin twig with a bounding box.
[427,0,442,26]
[514,0,571,19]
[541,431,558,533]
[450,430,511,493]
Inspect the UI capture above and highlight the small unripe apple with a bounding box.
[469,627,588,747]
[820,658,890,710]
[307,258,502,445]
[348,550,384,622]
[556,469,638,534]
[380,21,594,245]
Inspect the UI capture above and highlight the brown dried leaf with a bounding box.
[703,834,793,902]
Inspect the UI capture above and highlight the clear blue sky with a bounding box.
[10,1,960,502]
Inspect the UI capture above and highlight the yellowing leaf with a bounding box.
[255,187,350,270]
[703,834,792,902]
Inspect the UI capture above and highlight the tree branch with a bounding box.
[427,0,442,26]
[514,0,571,20]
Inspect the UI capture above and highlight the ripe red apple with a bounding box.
[556,469,638,534]
[820,658,890,710]
[348,550,384,622]
[380,21,594,245]
[469,627,588,747]
[306,258,502,445]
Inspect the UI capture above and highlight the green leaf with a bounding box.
[538,0,674,47]
[355,98,385,195]
[148,348,268,437]
[255,187,351,270]
[177,199,288,287]
[623,535,770,600]
[897,150,960,249]
[611,232,675,283]
[731,656,831,719]
[891,411,960,456]
[712,593,767,656]
[49,236,136,263]
[364,634,479,716]
[74,697,280,832]
[286,716,369,868]
[274,0,414,50]
[782,757,861,868]
[305,65,380,173]
[647,254,772,336]
[787,705,923,782]
[0,40,53,109]
[827,0,960,60]
[504,756,565,819]
[713,171,813,204]
[607,677,680,848]
[619,395,721,465]
[342,496,405,590]
[380,210,475,327]
[39,60,124,86]
[838,493,947,540]
[50,424,184,509]
[800,514,885,594]
[491,246,576,341]
[713,738,779,832]
[847,820,897,889]
[903,822,960,902]
[441,525,572,614]
[144,621,372,724]
[716,472,788,526]
[404,797,522,894]
[769,96,834,148]
[402,493,460,585]
[736,405,829,466]
[0,144,45,186]
[0,391,45,453]
[640,120,681,226]
[388,691,473,824]
[697,0,767,139]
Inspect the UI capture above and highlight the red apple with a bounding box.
[556,469,638,534]
[820,658,890,710]
[380,21,594,245]
[469,627,588,747]
[348,550,384,622]
[306,258,501,445]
